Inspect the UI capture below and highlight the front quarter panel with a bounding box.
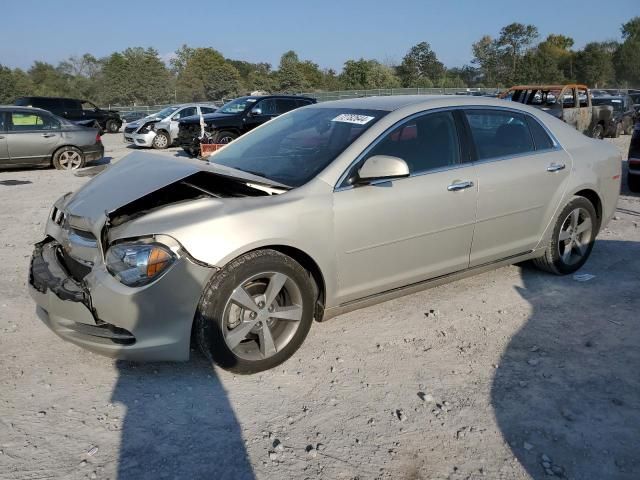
[108,180,340,307]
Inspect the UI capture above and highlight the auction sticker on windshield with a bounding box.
[332,113,375,125]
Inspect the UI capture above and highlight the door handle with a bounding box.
[447,180,474,191]
[41,133,56,138]
[547,163,566,172]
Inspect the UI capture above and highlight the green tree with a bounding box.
[575,42,617,87]
[340,59,399,89]
[497,23,539,81]
[0,65,33,103]
[615,17,640,86]
[101,47,172,105]
[175,47,226,101]
[472,35,504,86]
[203,63,243,100]
[397,42,445,87]
[170,44,196,75]
[274,51,307,92]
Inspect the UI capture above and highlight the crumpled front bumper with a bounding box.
[28,238,214,361]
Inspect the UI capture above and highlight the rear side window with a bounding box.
[10,112,60,131]
[276,99,298,114]
[296,99,313,107]
[200,107,216,114]
[526,116,555,151]
[365,111,460,174]
[465,110,534,160]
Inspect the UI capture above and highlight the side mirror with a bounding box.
[250,107,262,116]
[353,155,409,185]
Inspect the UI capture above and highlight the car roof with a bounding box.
[311,95,524,112]
[236,95,315,101]
[0,105,52,113]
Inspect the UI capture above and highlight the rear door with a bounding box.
[7,111,62,165]
[464,108,572,266]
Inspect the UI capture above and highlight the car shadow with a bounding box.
[0,179,32,186]
[492,239,640,479]
[110,253,255,479]
[112,355,255,480]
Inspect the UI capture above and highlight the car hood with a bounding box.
[60,152,289,234]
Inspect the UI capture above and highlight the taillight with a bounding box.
[96,133,102,143]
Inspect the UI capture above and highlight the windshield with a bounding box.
[150,106,179,119]
[217,98,256,114]
[209,107,387,187]
[592,98,624,112]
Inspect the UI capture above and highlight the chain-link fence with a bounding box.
[105,87,503,113]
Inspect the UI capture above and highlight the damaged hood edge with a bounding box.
[62,151,289,235]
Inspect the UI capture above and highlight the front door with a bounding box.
[244,99,278,132]
[7,111,61,165]
[463,108,572,266]
[170,106,197,141]
[333,110,478,303]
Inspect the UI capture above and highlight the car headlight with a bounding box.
[105,242,175,287]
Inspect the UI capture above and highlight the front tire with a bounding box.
[52,146,85,170]
[213,130,238,144]
[591,123,604,139]
[532,196,598,275]
[152,131,170,149]
[105,119,120,133]
[196,249,315,374]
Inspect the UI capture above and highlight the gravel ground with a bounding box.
[0,133,638,480]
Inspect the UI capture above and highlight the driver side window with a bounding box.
[363,111,460,175]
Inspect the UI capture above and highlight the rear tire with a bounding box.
[196,249,315,374]
[532,196,598,275]
[613,122,622,138]
[624,122,634,135]
[629,173,640,193]
[52,146,85,170]
[105,119,120,133]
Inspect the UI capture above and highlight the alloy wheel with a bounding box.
[153,133,168,148]
[57,150,83,170]
[557,207,593,266]
[222,272,304,361]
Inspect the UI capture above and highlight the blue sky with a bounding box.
[2,0,638,71]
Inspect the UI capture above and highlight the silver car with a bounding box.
[1,106,104,170]
[123,104,217,149]
[29,96,621,373]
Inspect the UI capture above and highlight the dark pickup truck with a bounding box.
[501,84,613,139]
[15,97,122,133]
[177,95,316,157]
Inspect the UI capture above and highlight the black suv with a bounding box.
[177,95,316,156]
[14,97,122,133]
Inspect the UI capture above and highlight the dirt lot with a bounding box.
[0,133,638,480]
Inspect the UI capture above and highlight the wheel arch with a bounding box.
[572,188,602,223]
[253,245,326,321]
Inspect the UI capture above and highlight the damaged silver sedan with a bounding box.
[29,96,621,373]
